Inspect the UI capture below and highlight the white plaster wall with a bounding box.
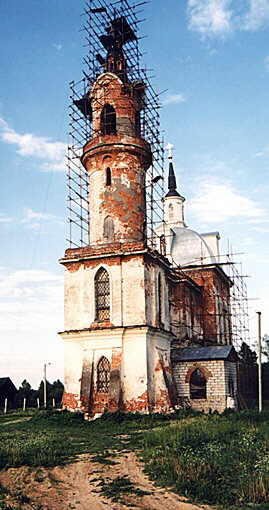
[121,328,148,402]
[201,233,220,261]
[146,330,172,407]
[62,329,123,392]
[144,263,170,330]
[121,257,146,325]
[164,195,185,228]
[63,337,84,395]
[64,256,147,331]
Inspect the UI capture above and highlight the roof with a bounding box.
[0,377,17,392]
[170,227,217,267]
[172,345,238,363]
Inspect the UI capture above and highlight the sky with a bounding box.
[0,0,269,389]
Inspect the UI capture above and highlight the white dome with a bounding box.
[171,227,217,267]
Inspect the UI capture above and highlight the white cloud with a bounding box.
[187,0,233,36]
[0,269,63,323]
[0,118,66,172]
[244,0,269,30]
[189,180,266,223]
[53,43,62,51]
[187,0,269,37]
[0,213,13,224]
[22,208,60,225]
[162,93,187,106]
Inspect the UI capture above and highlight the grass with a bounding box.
[98,476,151,503]
[141,410,269,507]
[0,408,268,509]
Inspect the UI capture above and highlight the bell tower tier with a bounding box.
[81,72,152,245]
[82,134,151,245]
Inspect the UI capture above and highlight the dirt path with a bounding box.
[0,451,211,510]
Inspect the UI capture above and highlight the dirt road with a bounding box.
[0,451,210,510]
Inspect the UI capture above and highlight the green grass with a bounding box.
[141,410,269,508]
[0,409,268,509]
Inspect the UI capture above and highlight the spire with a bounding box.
[165,144,181,198]
[164,143,186,228]
[166,161,180,198]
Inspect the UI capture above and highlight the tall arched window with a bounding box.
[158,273,163,326]
[103,216,114,242]
[190,369,207,399]
[101,104,116,135]
[95,268,110,321]
[169,203,174,221]
[97,356,110,392]
[105,167,112,186]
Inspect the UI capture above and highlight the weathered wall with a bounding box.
[169,276,203,345]
[61,326,173,415]
[63,254,146,331]
[184,267,231,344]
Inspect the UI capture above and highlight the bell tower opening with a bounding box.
[101,104,116,135]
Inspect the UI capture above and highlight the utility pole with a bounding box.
[43,362,51,409]
[257,312,262,413]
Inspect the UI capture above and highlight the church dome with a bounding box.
[170,227,217,267]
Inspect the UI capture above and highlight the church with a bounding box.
[59,2,240,416]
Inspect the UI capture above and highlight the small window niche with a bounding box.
[103,216,114,242]
[105,167,112,186]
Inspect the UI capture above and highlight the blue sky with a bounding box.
[0,0,269,388]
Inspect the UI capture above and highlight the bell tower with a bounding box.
[82,71,151,245]
[59,3,174,417]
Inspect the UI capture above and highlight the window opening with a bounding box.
[135,111,141,136]
[95,268,110,321]
[101,104,116,135]
[168,203,174,221]
[160,234,166,256]
[158,273,163,326]
[190,368,207,399]
[97,356,110,392]
[103,216,114,242]
[105,167,112,186]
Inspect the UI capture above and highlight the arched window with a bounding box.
[103,216,114,242]
[169,203,174,221]
[105,167,112,186]
[158,273,163,326]
[135,111,141,136]
[190,369,207,399]
[97,356,110,393]
[95,268,110,321]
[101,104,116,135]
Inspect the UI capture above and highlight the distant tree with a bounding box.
[239,342,257,364]
[263,334,269,359]
[14,379,37,408]
[51,380,64,405]
[37,379,64,407]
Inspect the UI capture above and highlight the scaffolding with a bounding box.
[66,0,165,248]
[166,243,250,352]
[66,0,250,353]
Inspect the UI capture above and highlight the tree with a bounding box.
[263,334,269,359]
[14,379,37,408]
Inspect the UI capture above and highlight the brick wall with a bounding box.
[173,359,230,413]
